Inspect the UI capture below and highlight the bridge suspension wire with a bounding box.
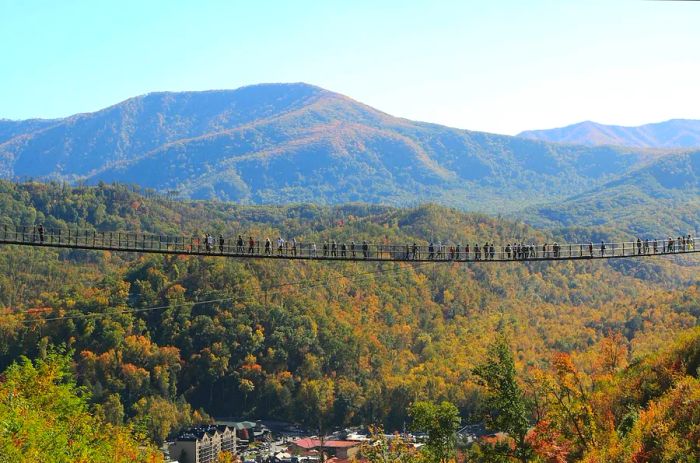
[11,260,429,324]
[0,224,697,263]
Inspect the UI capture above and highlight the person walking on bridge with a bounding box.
[350,240,356,257]
[412,242,419,260]
[37,224,45,243]
[237,235,244,254]
[248,236,255,254]
[588,242,593,257]
[265,237,272,255]
[341,242,347,257]
[277,237,285,255]
[637,238,642,255]
[464,243,470,260]
[331,240,337,257]
[219,235,225,253]
[362,241,369,258]
[600,241,606,256]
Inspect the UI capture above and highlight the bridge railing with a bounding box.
[0,224,696,262]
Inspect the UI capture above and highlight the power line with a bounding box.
[15,261,429,324]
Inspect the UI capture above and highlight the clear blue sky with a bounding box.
[1,0,698,134]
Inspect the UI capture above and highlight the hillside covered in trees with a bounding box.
[526,150,700,238]
[0,181,699,460]
[459,326,700,462]
[0,351,162,462]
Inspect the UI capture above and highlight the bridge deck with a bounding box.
[0,226,697,263]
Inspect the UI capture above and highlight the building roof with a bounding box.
[175,433,200,442]
[174,425,235,442]
[292,438,360,449]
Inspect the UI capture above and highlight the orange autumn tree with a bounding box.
[532,352,597,459]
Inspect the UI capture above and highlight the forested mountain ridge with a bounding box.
[0,83,659,211]
[1,181,698,447]
[0,118,59,144]
[526,150,700,238]
[0,83,328,178]
[519,118,700,149]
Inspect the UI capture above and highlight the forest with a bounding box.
[0,180,698,461]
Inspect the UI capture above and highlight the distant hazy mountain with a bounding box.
[0,83,660,210]
[518,119,700,149]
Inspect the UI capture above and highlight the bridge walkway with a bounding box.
[1,225,697,263]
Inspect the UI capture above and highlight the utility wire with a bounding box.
[14,261,430,324]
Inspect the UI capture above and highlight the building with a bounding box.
[290,438,361,460]
[169,425,236,463]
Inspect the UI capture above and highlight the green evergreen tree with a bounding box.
[471,335,532,462]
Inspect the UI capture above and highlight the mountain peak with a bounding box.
[518,119,700,149]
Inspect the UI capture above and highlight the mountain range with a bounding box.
[518,119,700,149]
[1,83,699,227]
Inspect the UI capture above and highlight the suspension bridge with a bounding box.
[0,225,697,263]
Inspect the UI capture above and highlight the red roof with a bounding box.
[292,438,360,449]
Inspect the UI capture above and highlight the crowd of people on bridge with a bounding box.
[194,233,695,261]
